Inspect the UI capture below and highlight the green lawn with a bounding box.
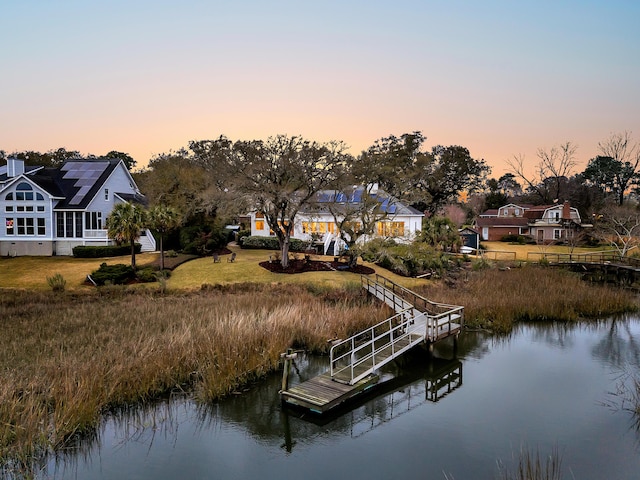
[0,246,423,291]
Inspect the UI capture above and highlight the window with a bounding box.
[515,208,520,216]
[302,222,336,234]
[37,218,45,236]
[377,221,405,237]
[16,218,34,235]
[553,229,562,240]
[6,218,14,235]
[57,212,82,238]
[5,192,13,201]
[85,212,103,230]
[104,189,109,201]
[36,193,44,201]
[255,220,265,230]
[5,206,13,212]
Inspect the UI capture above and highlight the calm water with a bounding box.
[41,317,640,480]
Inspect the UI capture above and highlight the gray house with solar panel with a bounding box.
[0,157,155,256]
[249,186,424,255]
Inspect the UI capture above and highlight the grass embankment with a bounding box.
[421,265,638,333]
[0,283,387,468]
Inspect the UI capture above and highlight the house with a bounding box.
[474,203,532,241]
[525,202,587,243]
[474,201,589,243]
[0,157,155,256]
[249,187,424,255]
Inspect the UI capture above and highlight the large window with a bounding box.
[377,221,405,237]
[302,222,335,234]
[6,218,14,235]
[255,220,265,230]
[57,212,83,238]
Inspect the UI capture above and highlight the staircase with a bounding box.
[329,275,463,386]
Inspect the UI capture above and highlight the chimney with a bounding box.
[7,158,25,178]
[562,201,571,220]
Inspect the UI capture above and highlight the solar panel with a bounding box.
[388,204,397,214]
[61,161,109,205]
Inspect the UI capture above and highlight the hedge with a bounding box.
[239,235,307,252]
[73,244,142,258]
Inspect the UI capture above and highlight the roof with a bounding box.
[307,187,423,217]
[2,158,136,210]
[474,217,529,227]
[0,164,41,182]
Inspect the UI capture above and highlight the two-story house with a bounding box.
[0,157,154,256]
[474,201,588,243]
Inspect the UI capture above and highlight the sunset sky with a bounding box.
[2,1,639,177]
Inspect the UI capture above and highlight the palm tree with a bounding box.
[106,202,147,268]
[147,205,182,270]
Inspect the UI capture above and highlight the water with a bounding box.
[42,317,640,479]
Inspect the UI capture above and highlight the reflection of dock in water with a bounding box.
[282,353,463,434]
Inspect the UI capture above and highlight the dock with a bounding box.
[280,274,464,414]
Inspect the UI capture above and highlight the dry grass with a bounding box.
[419,265,638,333]
[0,284,388,468]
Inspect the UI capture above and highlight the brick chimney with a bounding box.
[562,200,571,220]
[7,158,25,177]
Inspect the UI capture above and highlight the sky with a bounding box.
[2,0,639,177]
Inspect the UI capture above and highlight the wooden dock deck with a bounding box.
[280,274,464,414]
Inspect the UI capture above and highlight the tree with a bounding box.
[104,150,137,171]
[324,185,390,267]
[411,145,490,215]
[594,204,640,257]
[106,202,147,268]
[147,205,182,271]
[134,150,213,219]
[484,178,509,210]
[227,135,347,268]
[417,216,462,251]
[355,132,426,197]
[358,132,489,215]
[583,132,640,206]
[507,142,578,204]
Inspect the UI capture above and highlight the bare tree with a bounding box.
[595,205,640,257]
[507,142,578,204]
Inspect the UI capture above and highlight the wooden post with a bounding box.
[281,349,297,393]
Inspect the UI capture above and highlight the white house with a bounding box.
[249,187,424,255]
[0,157,155,256]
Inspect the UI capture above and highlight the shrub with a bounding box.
[73,244,141,258]
[46,273,66,292]
[136,267,158,283]
[360,239,458,277]
[90,263,136,286]
[240,236,307,252]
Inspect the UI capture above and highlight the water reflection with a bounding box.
[32,317,640,480]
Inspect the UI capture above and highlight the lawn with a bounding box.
[0,245,424,291]
[479,241,614,261]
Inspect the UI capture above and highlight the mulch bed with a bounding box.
[259,259,375,275]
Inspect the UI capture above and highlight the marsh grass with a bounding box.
[0,285,387,469]
[497,445,564,480]
[419,265,638,333]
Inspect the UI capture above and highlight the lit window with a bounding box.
[255,220,265,230]
[6,218,14,235]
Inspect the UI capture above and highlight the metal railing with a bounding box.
[330,307,425,385]
[362,274,464,322]
[327,275,464,385]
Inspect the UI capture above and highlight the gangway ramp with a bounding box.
[280,274,464,414]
